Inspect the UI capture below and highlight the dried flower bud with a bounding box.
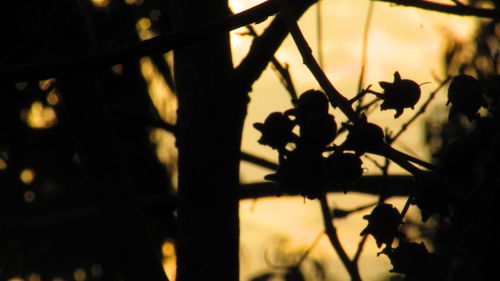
[379,71,421,118]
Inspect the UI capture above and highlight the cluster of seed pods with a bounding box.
[254,90,364,199]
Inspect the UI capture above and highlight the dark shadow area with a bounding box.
[0,1,176,280]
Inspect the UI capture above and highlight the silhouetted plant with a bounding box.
[1,1,499,281]
[254,1,500,281]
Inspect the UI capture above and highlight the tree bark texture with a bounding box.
[172,1,241,281]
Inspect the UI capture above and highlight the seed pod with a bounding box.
[299,113,337,149]
[254,112,296,151]
[360,203,401,248]
[342,117,385,155]
[379,71,421,118]
[447,74,487,121]
[264,148,326,199]
[286,90,329,122]
[325,152,363,187]
[385,241,448,281]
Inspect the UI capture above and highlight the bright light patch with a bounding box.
[0,159,7,170]
[162,240,177,281]
[20,168,35,185]
[125,0,143,4]
[25,101,57,129]
[91,0,109,7]
[162,241,175,257]
[140,56,178,188]
[74,268,86,281]
[136,18,155,40]
[39,79,54,91]
[46,90,60,105]
[137,18,151,30]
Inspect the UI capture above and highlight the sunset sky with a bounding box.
[228,0,479,280]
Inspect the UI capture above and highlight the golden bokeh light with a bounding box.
[91,0,109,7]
[20,168,35,185]
[39,79,55,91]
[140,57,177,123]
[24,101,57,129]
[125,0,144,5]
[7,277,24,281]
[0,158,7,170]
[140,56,179,188]
[73,268,86,281]
[136,18,155,40]
[161,240,177,281]
[162,241,175,257]
[46,90,60,105]
[137,18,151,30]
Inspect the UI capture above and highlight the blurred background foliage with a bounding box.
[0,0,176,280]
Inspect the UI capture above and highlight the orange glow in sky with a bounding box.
[225,0,478,280]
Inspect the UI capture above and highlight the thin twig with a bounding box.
[295,231,324,266]
[273,0,432,176]
[357,97,381,112]
[231,0,316,98]
[333,202,378,219]
[147,119,281,171]
[352,236,369,264]
[316,0,324,68]
[356,1,375,101]
[244,25,298,101]
[379,157,391,202]
[399,194,414,223]
[374,0,500,19]
[318,192,362,281]
[364,154,385,171]
[240,152,279,170]
[271,0,361,124]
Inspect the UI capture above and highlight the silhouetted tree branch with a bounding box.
[232,0,315,98]
[271,0,360,123]
[240,152,279,170]
[0,175,412,233]
[0,0,282,82]
[240,175,413,198]
[374,0,500,18]
[318,193,362,281]
[272,0,434,175]
[245,25,298,101]
[147,118,280,170]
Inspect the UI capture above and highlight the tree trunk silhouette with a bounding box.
[172,1,241,281]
